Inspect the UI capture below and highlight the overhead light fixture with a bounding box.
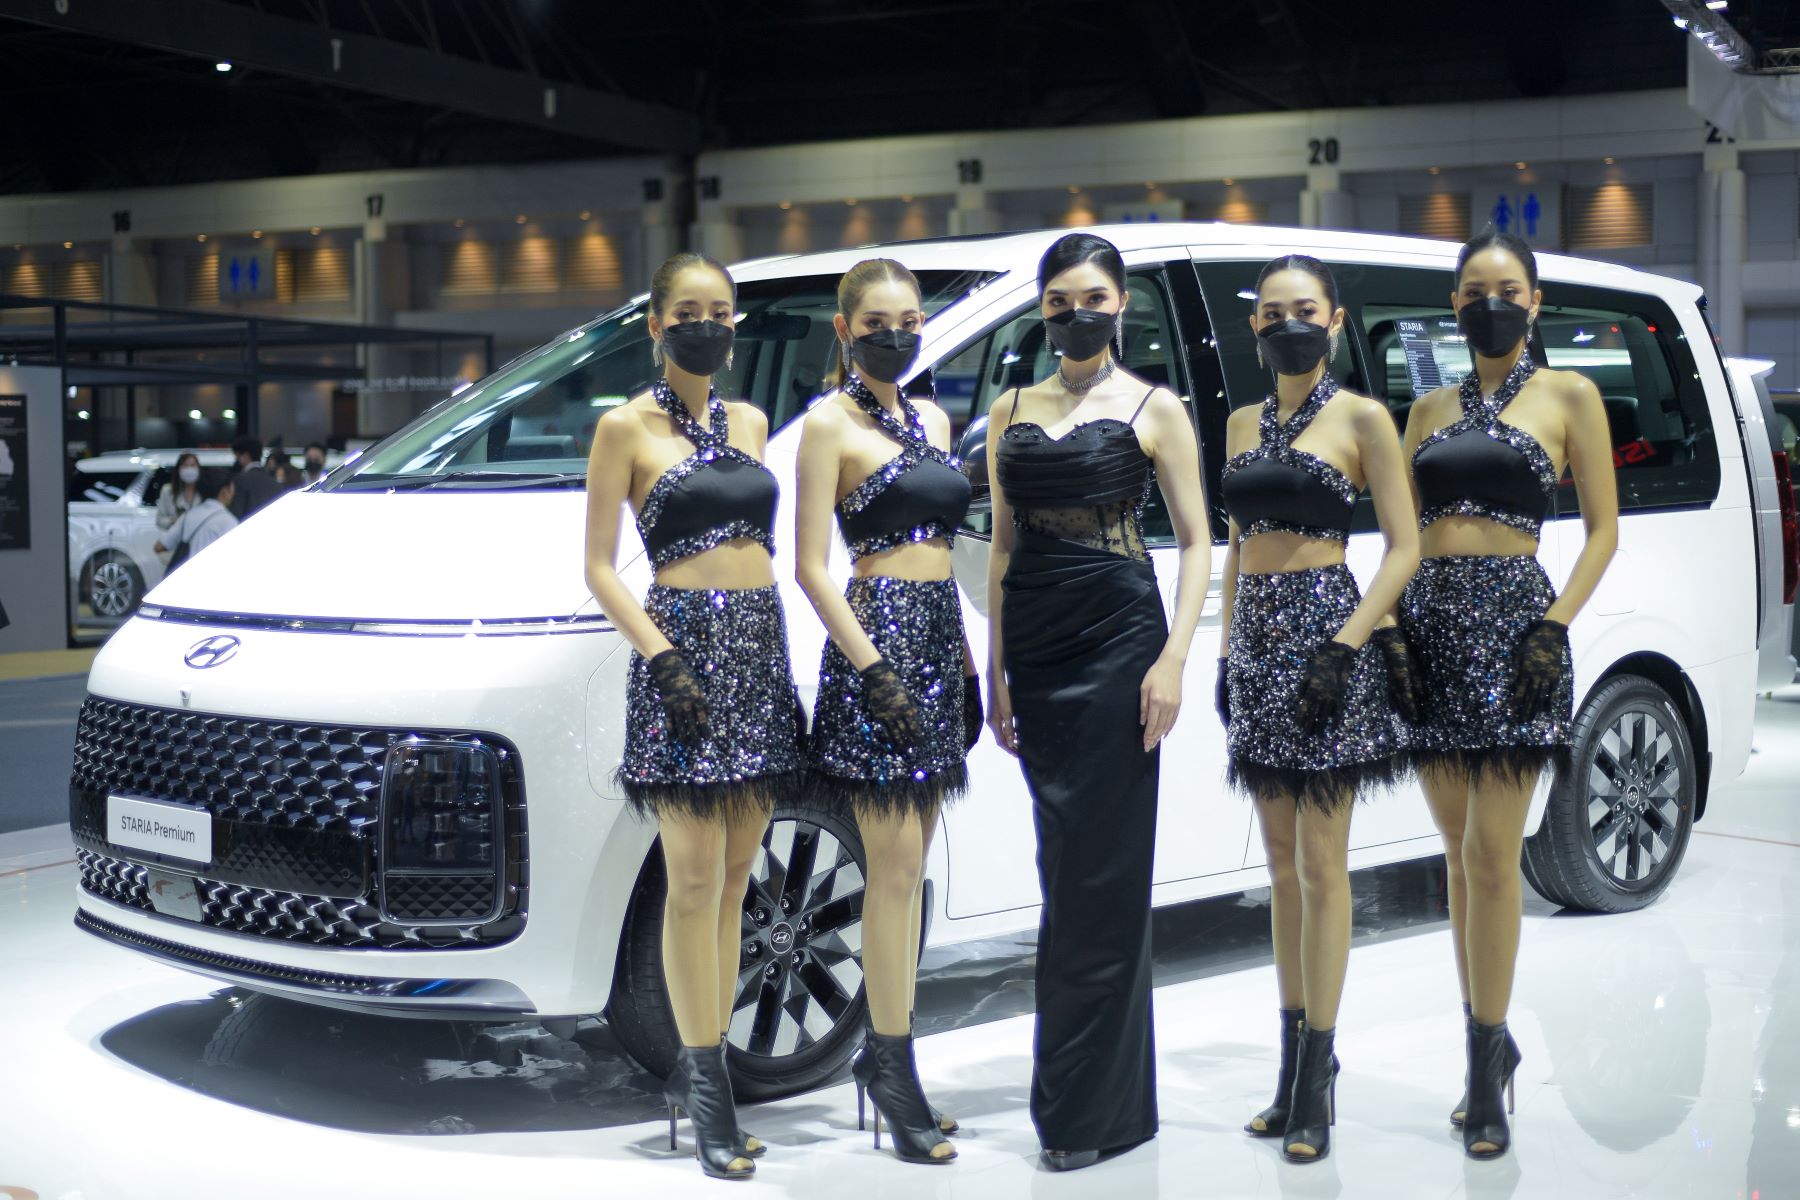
[252,230,263,238]
[197,233,208,242]
[1604,157,1616,165]
[62,241,73,249]
[67,386,77,399]
[1428,166,1441,175]
[1515,162,1528,170]
[578,210,591,220]
[1662,0,1752,67]
[779,200,792,210]
[901,194,914,203]
[515,214,527,224]
[1222,177,1235,186]
[1673,14,1688,26]
[76,409,89,420]
[1067,185,1080,194]
[188,409,204,420]
[1144,181,1157,190]
[310,226,321,235]
[222,408,237,419]
[846,198,858,206]
[453,218,465,228]
[1706,1,1728,9]
[215,61,232,72]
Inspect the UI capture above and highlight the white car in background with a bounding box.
[67,224,1790,1101]
[68,448,343,619]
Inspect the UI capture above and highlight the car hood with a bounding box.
[143,489,618,621]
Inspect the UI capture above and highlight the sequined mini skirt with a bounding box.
[1227,564,1407,811]
[1399,554,1572,787]
[808,576,969,817]
[616,584,806,819]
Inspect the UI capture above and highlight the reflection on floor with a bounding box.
[5,696,1800,1198]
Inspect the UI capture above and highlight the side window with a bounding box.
[75,471,146,505]
[939,266,1196,543]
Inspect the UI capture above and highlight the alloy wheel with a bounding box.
[90,559,138,617]
[730,817,865,1059]
[1586,708,1683,885]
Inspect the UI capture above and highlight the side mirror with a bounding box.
[957,414,990,492]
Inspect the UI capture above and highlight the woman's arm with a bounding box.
[1544,373,1619,623]
[1217,406,1257,657]
[985,390,1019,755]
[1332,398,1421,647]
[583,407,675,659]
[1139,388,1213,748]
[154,484,178,530]
[794,405,885,670]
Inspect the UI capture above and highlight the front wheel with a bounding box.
[86,551,144,618]
[606,801,871,1101]
[1522,674,1697,913]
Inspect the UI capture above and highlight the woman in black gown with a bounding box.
[984,232,1212,1170]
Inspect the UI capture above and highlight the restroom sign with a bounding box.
[218,247,276,299]
[1478,185,1560,250]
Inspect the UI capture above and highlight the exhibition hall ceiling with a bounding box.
[1,0,1796,195]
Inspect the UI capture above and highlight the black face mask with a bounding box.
[848,329,921,385]
[1043,308,1117,362]
[1257,318,1331,377]
[1458,296,1532,358]
[660,319,735,377]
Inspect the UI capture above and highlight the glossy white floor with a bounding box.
[6,698,1800,1200]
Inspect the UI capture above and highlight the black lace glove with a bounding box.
[1296,640,1358,735]
[1215,658,1231,727]
[1511,619,1569,720]
[647,649,710,747]
[1369,627,1423,724]
[962,675,983,753]
[860,659,923,748]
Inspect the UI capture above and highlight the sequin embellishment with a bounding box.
[635,378,777,568]
[1221,375,1358,546]
[837,376,963,562]
[1413,357,1557,537]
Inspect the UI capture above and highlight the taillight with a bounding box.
[1773,450,1798,605]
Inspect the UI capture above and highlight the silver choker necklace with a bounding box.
[1058,357,1115,396]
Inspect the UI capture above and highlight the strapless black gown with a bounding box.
[996,402,1164,1154]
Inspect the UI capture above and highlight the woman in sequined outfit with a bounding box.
[1397,228,1617,1159]
[795,258,977,1164]
[985,233,1212,1172]
[583,252,804,1181]
[1217,255,1419,1164]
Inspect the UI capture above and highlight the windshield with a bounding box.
[327,268,997,491]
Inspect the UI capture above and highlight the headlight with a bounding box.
[380,739,504,924]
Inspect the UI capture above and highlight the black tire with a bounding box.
[606,800,871,1102]
[86,550,144,618]
[1522,674,1696,913]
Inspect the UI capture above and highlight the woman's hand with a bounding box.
[1139,653,1184,751]
[987,671,1019,757]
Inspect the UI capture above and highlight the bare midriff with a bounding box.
[850,538,954,582]
[1421,515,1539,560]
[1238,529,1347,576]
[653,539,777,590]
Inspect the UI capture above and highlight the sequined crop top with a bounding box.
[835,378,971,562]
[636,380,778,569]
[1220,376,1359,545]
[1412,358,1557,538]
[995,387,1157,563]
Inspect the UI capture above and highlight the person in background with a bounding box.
[155,471,239,564]
[267,450,301,490]
[155,453,203,531]
[303,442,329,485]
[229,435,281,519]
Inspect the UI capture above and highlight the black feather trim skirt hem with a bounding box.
[616,768,804,823]
[1409,744,1572,794]
[1227,751,1409,813]
[805,761,969,821]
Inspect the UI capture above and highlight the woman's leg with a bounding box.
[903,805,940,1019]
[1293,798,1354,1032]
[1461,771,1537,1026]
[1420,763,1474,1005]
[857,806,928,1037]
[716,799,774,1038]
[1254,795,1304,1010]
[658,812,729,1047]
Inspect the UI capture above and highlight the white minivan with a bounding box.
[70,223,1792,1099]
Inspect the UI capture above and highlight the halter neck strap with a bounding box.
[652,377,728,453]
[1460,356,1537,423]
[846,374,950,464]
[1259,375,1338,450]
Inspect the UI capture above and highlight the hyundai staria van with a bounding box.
[70,223,1794,1098]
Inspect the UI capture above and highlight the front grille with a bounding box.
[71,698,528,949]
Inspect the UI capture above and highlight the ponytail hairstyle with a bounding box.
[1036,232,1126,295]
[648,251,736,367]
[823,257,923,392]
[1455,225,1539,290]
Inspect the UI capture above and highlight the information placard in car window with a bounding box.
[1394,317,1470,399]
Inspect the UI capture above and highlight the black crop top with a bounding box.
[835,377,971,562]
[1412,357,1557,538]
[996,387,1156,563]
[636,380,778,569]
[1220,376,1359,545]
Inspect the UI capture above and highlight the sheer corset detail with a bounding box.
[996,388,1157,564]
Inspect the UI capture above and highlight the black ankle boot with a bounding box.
[664,1042,754,1180]
[1463,1019,1521,1160]
[852,1025,955,1164]
[910,1009,959,1134]
[718,1034,766,1159]
[1245,1007,1305,1137]
[1281,1025,1338,1164]
[1450,1001,1472,1128]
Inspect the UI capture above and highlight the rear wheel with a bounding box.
[1522,674,1696,913]
[607,801,870,1101]
[86,551,144,618]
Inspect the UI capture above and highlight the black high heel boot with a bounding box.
[1450,1001,1472,1129]
[664,1042,755,1180]
[1281,1025,1338,1164]
[909,1009,959,1134]
[851,1026,955,1164]
[718,1034,766,1159]
[1245,1007,1305,1137]
[1463,1019,1521,1160]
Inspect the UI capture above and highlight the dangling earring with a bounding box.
[840,341,852,382]
[1115,322,1126,363]
[651,337,664,368]
[725,348,734,371]
[1255,341,1265,369]
[1329,331,1341,362]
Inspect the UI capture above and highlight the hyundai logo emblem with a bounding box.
[183,635,240,669]
[769,922,795,953]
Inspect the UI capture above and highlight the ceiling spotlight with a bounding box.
[453,218,465,228]
[778,201,792,210]
[188,409,204,420]
[215,61,232,72]
[1222,177,1235,186]
[197,233,208,242]
[1514,161,1527,170]
[1067,185,1080,194]
[252,230,263,238]
[1144,181,1157,190]
[900,194,913,203]
[1604,156,1616,165]
[310,226,321,235]
[62,241,73,249]
[846,198,858,206]
[515,214,527,224]
[223,408,237,419]
[578,210,591,221]
[77,409,90,420]
[1706,1,1728,9]
[1428,166,1441,175]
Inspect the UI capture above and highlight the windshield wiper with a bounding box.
[336,469,585,493]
